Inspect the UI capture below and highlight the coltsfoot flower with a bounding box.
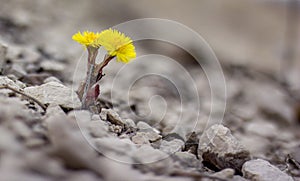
[72,31,101,48]
[72,28,136,109]
[96,28,136,63]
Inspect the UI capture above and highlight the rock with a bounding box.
[25,138,46,148]
[232,175,249,181]
[237,133,269,157]
[160,139,184,154]
[212,168,235,179]
[9,120,33,139]
[88,120,109,138]
[6,45,40,64]
[43,76,61,83]
[131,132,151,145]
[66,171,100,181]
[290,145,300,164]
[198,124,250,173]
[24,151,65,177]
[0,44,7,74]
[251,83,294,124]
[101,109,125,127]
[0,127,23,153]
[40,60,66,72]
[108,124,123,135]
[68,110,91,125]
[0,153,52,181]
[45,104,65,118]
[24,81,81,109]
[137,121,156,132]
[132,145,173,175]
[242,159,293,181]
[0,97,33,125]
[99,157,146,181]
[183,132,199,155]
[94,137,136,163]
[21,73,50,85]
[172,152,202,169]
[132,132,162,145]
[124,118,137,129]
[0,76,24,90]
[8,64,27,78]
[46,114,105,176]
[132,121,162,145]
[245,120,278,138]
[94,137,136,158]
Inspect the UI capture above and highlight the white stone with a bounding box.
[24,81,81,109]
[242,159,293,181]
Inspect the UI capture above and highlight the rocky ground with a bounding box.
[0,0,300,181]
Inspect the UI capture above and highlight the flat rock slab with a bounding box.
[0,76,25,90]
[198,124,250,173]
[242,159,293,181]
[24,81,81,109]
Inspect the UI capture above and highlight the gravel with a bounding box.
[0,1,299,180]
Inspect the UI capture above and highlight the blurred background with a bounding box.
[0,0,299,89]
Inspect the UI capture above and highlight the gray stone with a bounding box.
[6,45,39,63]
[137,121,155,132]
[8,64,27,78]
[245,120,278,138]
[0,127,23,153]
[43,76,61,84]
[25,138,46,148]
[94,137,136,162]
[160,139,184,154]
[132,145,173,175]
[99,157,146,181]
[132,132,162,145]
[88,120,109,138]
[45,104,65,118]
[24,151,65,177]
[290,145,300,164]
[108,124,123,135]
[251,83,294,124]
[0,153,52,181]
[131,132,151,145]
[237,133,269,157]
[0,44,7,74]
[242,159,293,181]
[232,175,249,181]
[172,152,202,168]
[66,171,100,181]
[198,124,250,173]
[124,118,137,129]
[68,110,91,125]
[24,81,81,109]
[46,114,105,176]
[101,109,125,127]
[0,76,24,90]
[40,60,66,72]
[9,120,32,139]
[0,97,33,125]
[212,168,235,179]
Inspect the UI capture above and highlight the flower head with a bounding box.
[72,31,101,48]
[97,29,136,63]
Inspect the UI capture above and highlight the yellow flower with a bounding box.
[97,29,136,63]
[72,31,101,48]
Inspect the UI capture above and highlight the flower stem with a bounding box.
[81,47,98,109]
[95,55,115,82]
